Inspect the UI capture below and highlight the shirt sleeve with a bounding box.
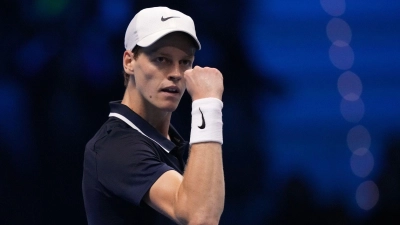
[95,128,173,206]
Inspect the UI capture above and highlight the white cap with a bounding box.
[124,7,201,50]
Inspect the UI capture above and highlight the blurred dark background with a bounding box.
[1,0,399,224]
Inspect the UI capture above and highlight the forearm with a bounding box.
[174,67,225,224]
[175,142,225,224]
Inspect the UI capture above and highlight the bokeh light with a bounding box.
[320,0,346,16]
[34,0,69,18]
[340,98,365,123]
[356,180,379,211]
[338,71,362,101]
[347,125,371,154]
[99,0,132,33]
[0,79,34,170]
[350,149,374,178]
[329,42,354,70]
[326,18,352,44]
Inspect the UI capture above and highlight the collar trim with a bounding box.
[109,112,170,153]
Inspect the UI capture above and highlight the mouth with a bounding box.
[161,86,180,94]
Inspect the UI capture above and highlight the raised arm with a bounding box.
[144,66,225,225]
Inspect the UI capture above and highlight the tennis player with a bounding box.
[82,7,225,225]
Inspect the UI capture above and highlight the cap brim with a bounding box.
[137,29,201,50]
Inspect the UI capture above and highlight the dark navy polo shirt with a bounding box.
[82,101,188,225]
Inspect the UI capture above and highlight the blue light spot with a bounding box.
[79,29,116,88]
[16,34,59,76]
[100,0,132,33]
[0,79,35,171]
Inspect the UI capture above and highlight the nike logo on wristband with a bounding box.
[161,16,180,21]
[198,108,206,129]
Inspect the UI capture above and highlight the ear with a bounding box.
[123,50,135,75]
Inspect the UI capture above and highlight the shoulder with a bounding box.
[92,117,154,150]
[93,117,164,176]
[85,117,162,168]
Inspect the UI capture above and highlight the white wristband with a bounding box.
[189,98,223,145]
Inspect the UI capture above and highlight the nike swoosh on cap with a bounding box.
[161,16,180,21]
[198,108,206,129]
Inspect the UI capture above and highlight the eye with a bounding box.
[156,57,166,63]
[180,60,192,66]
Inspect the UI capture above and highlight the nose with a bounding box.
[167,63,183,82]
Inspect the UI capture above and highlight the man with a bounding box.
[82,7,225,225]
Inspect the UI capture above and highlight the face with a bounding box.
[128,32,196,112]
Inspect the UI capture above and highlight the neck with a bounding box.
[121,88,171,138]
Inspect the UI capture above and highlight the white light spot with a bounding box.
[338,71,362,101]
[329,42,354,70]
[320,0,346,16]
[350,149,374,178]
[347,125,371,154]
[340,98,365,123]
[356,180,379,211]
[326,18,352,44]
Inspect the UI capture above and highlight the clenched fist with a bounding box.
[184,66,224,101]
